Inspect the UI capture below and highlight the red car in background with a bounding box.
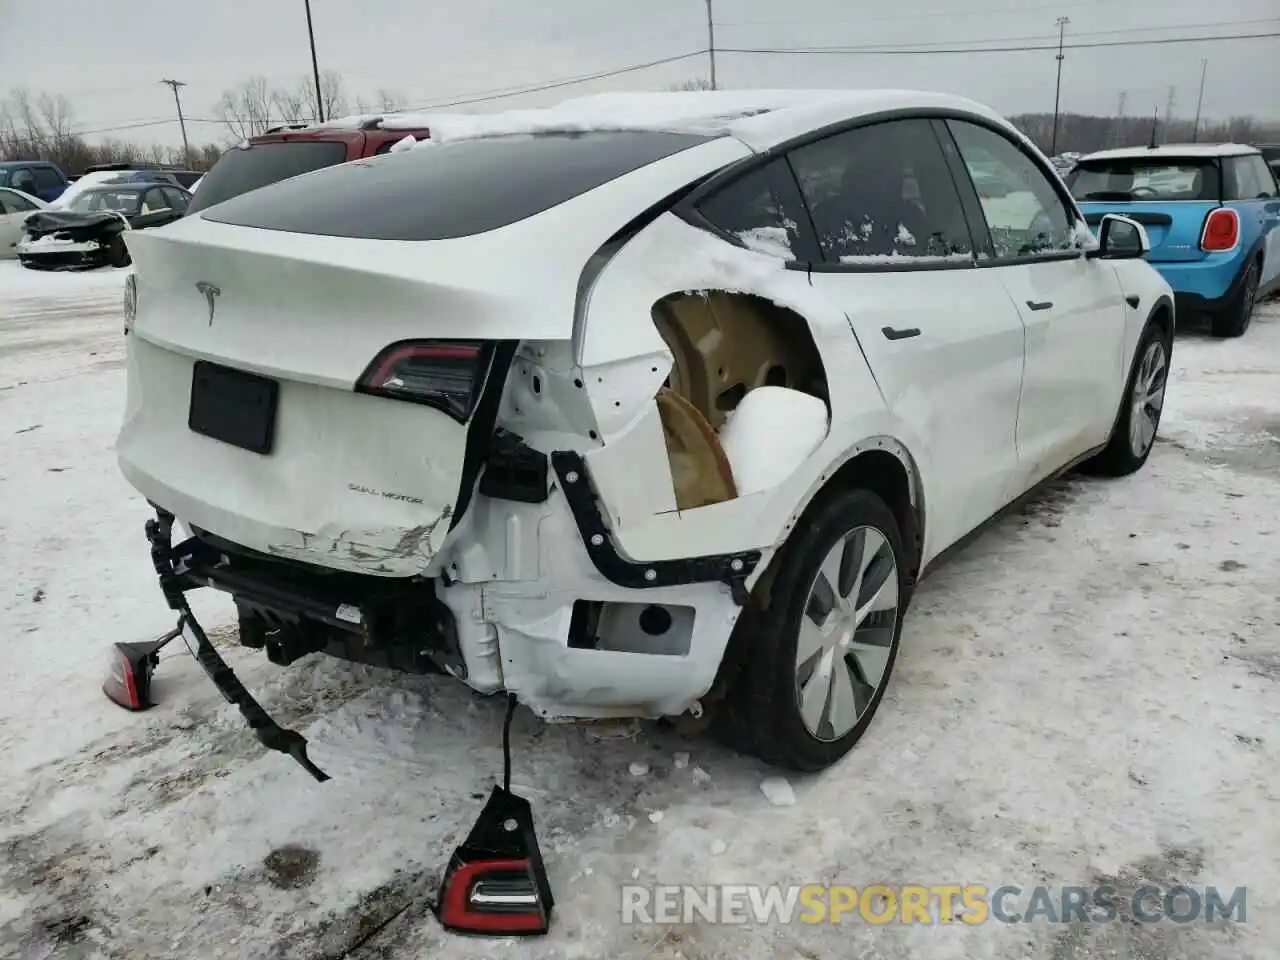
[186,118,431,215]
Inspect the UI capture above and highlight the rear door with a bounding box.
[1226,153,1280,289]
[946,119,1126,478]
[795,117,1028,555]
[0,189,37,256]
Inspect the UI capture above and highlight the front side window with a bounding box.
[32,166,63,191]
[695,160,798,259]
[787,118,973,264]
[0,189,37,214]
[948,120,1077,259]
[141,188,171,214]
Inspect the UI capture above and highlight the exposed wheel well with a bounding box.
[824,450,922,584]
[1149,300,1174,343]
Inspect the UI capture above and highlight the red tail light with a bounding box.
[435,785,555,936]
[1201,208,1239,252]
[102,641,161,710]
[438,858,550,935]
[356,340,490,422]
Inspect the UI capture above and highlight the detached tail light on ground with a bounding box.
[356,340,490,422]
[102,633,177,710]
[1201,208,1240,252]
[436,695,555,936]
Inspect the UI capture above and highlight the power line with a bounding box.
[69,51,708,135]
[714,0,1263,28]
[718,30,1280,56]
[734,16,1278,50]
[404,50,707,110]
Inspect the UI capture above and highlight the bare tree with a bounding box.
[318,70,349,121]
[667,78,714,92]
[214,75,275,139]
[272,81,312,126]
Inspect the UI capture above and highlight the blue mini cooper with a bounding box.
[1066,143,1280,337]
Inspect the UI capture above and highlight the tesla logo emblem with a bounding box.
[195,281,220,325]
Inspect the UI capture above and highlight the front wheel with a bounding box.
[107,235,131,268]
[1081,322,1169,477]
[722,488,907,772]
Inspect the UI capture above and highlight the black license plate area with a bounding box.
[188,361,279,455]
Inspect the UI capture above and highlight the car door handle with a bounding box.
[881,326,921,340]
[1026,300,1054,311]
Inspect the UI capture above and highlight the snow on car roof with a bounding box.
[1080,143,1261,162]
[323,89,1009,150]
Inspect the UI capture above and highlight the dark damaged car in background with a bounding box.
[18,181,191,270]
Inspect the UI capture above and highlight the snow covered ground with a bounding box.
[1,259,1277,960]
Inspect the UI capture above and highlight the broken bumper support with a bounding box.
[142,508,330,782]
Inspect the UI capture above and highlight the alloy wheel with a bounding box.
[794,525,900,742]
[1128,339,1167,457]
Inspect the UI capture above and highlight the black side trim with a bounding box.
[1082,211,1173,227]
[451,340,519,530]
[549,451,760,603]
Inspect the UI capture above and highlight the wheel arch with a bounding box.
[752,435,926,609]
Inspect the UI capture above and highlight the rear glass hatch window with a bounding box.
[199,130,714,240]
[187,139,349,213]
[1066,159,1221,202]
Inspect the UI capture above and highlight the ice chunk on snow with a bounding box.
[691,766,712,785]
[896,223,917,246]
[711,838,728,855]
[629,761,650,777]
[673,752,690,769]
[388,134,416,153]
[648,811,664,824]
[735,227,793,259]
[760,776,796,806]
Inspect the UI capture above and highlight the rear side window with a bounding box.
[187,140,349,213]
[695,160,799,259]
[788,118,974,263]
[201,131,713,240]
[1228,155,1276,200]
[1066,159,1221,202]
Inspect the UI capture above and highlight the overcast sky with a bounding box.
[1,0,1276,148]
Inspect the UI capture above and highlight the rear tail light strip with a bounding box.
[356,339,493,423]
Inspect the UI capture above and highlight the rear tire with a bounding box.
[1210,260,1259,338]
[721,488,907,772]
[1081,322,1169,477]
[107,235,131,268]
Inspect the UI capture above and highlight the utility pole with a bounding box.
[1049,16,1069,156]
[159,79,190,163]
[1164,85,1177,129]
[1113,90,1128,146]
[1192,59,1208,142]
[705,0,718,90]
[303,0,325,122]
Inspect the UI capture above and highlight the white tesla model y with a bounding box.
[116,90,1174,773]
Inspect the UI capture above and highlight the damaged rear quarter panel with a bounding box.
[574,212,898,564]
